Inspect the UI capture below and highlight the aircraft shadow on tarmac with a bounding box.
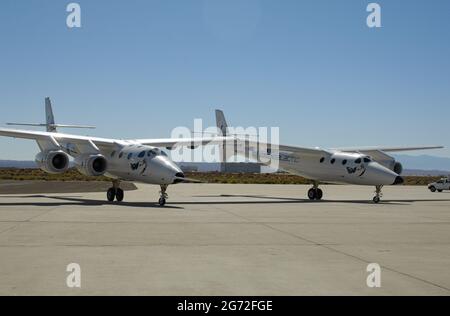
[189,194,450,206]
[1,194,450,208]
[0,195,183,209]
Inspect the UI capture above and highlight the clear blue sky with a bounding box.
[0,0,449,160]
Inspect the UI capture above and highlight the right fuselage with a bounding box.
[278,152,402,186]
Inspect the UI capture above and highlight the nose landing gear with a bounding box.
[159,184,168,206]
[107,180,124,202]
[308,182,323,201]
[373,185,383,203]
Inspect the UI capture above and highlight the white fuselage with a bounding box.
[277,151,401,186]
[102,145,183,185]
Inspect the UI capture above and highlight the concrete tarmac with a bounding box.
[0,183,449,295]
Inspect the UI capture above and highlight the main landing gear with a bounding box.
[159,185,168,206]
[107,180,124,202]
[105,181,170,206]
[373,185,383,204]
[308,182,323,201]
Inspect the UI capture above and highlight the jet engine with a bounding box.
[393,161,403,175]
[74,154,108,177]
[35,150,70,174]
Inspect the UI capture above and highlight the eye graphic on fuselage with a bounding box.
[346,164,366,177]
[130,158,148,175]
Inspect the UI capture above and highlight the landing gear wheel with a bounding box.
[308,186,323,201]
[116,188,124,202]
[429,186,436,192]
[158,185,169,207]
[316,188,323,200]
[308,188,316,200]
[438,189,443,193]
[107,188,116,202]
[373,185,383,204]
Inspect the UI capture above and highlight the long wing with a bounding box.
[0,128,118,155]
[333,145,443,153]
[133,136,234,149]
[3,127,441,164]
[0,128,236,157]
[277,144,331,157]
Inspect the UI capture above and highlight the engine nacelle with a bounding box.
[35,150,70,174]
[74,154,108,177]
[393,161,403,175]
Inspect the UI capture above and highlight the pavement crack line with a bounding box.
[263,223,450,293]
[0,205,59,237]
[205,201,450,293]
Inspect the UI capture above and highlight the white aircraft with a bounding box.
[0,98,224,206]
[215,110,443,203]
[0,98,443,205]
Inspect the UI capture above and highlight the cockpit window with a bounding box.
[355,158,362,164]
[364,157,371,163]
[160,151,168,157]
[330,158,335,164]
[342,159,347,165]
[119,152,124,159]
[138,151,145,158]
[127,153,133,160]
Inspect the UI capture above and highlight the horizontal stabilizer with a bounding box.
[6,123,96,129]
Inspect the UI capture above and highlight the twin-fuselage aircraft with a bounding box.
[0,98,443,205]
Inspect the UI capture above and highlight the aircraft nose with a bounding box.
[368,162,403,186]
[151,156,183,184]
[173,172,185,184]
[393,176,404,185]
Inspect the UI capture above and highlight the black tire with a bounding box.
[107,188,116,202]
[116,188,124,202]
[438,189,443,193]
[429,186,436,193]
[308,188,316,200]
[373,196,380,204]
[158,198,166,206]
[316,189,323,200]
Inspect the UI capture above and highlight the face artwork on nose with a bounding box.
[346,164,366,177]
[130,158,148,175]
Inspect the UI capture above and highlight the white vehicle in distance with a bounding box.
[428,177,450,192]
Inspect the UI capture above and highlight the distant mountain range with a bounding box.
[0,160,37,168]
[1,154,450,176]
[393,154,450,175]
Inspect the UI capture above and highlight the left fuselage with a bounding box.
[104,144,183,185]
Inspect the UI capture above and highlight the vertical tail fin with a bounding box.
[215,109,228,136]
[6,97,95,131]
[45,97,57,132]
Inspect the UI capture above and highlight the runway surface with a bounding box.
[0,183,449,295]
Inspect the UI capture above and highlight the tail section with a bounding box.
[215,109,228,136]
[45,97,56,132]
[6,97,95,132]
